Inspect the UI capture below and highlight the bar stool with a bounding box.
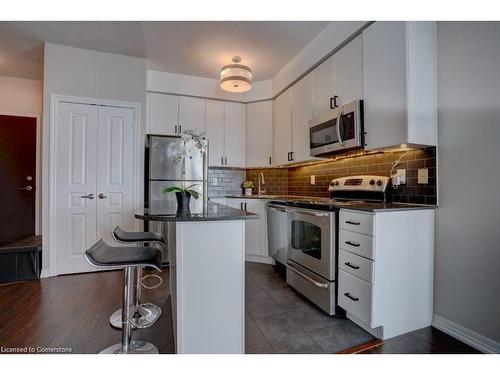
[109,226,165,330]
[84,239,162,354]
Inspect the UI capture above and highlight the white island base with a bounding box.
[165,220,245,354]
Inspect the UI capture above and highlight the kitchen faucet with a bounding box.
[258,172,266,196]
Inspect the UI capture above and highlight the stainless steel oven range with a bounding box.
[282,175,389,316]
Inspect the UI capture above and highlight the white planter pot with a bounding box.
[244,188,253,196]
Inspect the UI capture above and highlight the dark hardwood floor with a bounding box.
[0,263,480,354]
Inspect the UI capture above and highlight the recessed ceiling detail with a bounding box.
[0,21,330,81]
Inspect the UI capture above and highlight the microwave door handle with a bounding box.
[336,108,344,146]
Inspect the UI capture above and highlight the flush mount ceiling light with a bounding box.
[220,56,252,93]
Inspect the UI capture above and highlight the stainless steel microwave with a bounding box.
[309,100,364,156]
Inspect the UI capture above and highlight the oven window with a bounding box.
[291,220,322,260]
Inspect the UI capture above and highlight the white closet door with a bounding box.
[96,106,136,245]
[55,102,99,274]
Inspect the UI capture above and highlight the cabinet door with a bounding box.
[312,55,335,119]
[205,100,225,167]
[244,200,268,257]
[246,101,273,167]
[224,102,246,168]
[334,35,363,105]
[291,73,314,163]
[273,89,292,166]
[225,198,244,210]
[363,22,407,150]
[148,93,179,135]
[179,96,206,134]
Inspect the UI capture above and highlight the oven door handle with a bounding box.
[287,208,329,217]
[286,264,329,289]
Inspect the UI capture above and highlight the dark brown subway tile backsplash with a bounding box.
[246,147,437,204]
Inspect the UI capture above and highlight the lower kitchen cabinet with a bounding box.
[226,198,272,264]
[338,208,435,340]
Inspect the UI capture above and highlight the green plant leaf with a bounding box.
[187,189,200,199]
[162,186,183,194]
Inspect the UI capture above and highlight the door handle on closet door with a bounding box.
[81,193,95,199]
[98,193,107,199]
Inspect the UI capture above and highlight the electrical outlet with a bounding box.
[395,169,406,184]
[310,175,315,185]
[212,177,218,186]
[418,169,429,184]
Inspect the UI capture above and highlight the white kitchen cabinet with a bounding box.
[312,55,335,119]
[224,102,246,168]
[291,73,315,163]
[334,35,363,106]
[363,21,437,150]
[246,101,273,167]
[148,93,206,135]
[273,89,292,166]
[338,208,435,340]
[205,100,225,167]
[178,96,206,134]
[148,93,179,135]
[225,198,272,264]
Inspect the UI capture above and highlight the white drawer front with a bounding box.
[339,250,374,283]
[338,269,373,326]
[339,229,374,260]
[339,210,374,236]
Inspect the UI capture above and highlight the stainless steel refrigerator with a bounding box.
[145,134,208,259]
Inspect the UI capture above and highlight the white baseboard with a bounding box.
[432,314,500,353]
[245,254,275,265]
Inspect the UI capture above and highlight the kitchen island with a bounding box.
[135,200,257,354]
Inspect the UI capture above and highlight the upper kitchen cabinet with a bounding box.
[148,93,206,135]
[363,21,438,150]
[205,99,225,167]
[333,35,363,106]
[224,102,246,168]
[311,35,363,119]
[312,56,335,119]
[273,89,293,166]
[246,101,273,168]
[178,96,206,134]
[148,93,179,135]
[291,73,315,162]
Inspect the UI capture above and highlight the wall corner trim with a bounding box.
[432,314,500,353]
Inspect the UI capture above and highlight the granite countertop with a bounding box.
[224,194,437,212]
[135,200,258,222]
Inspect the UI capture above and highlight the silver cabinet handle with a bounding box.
[17,186,33,191]
[244,202,247,210]
[98,193,107,199]
[179,125,182,133]
[81,193,95,199]
[286,264,328,289]
[240,202,243,210]
[345,240,360,247]
[344,292,359,301]
[345,220,360,225]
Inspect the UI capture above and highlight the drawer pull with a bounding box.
[345,240,360,247]
[344,262,360,270]
[345,220,360,225]
[344,292,359,302]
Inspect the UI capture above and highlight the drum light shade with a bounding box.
[220,56,252,93]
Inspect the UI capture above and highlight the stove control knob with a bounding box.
[376,180,383,186]
[335,181,340,186]
[369,179,375,185]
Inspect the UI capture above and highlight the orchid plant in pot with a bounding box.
[162,130,207,211]
[242,181,255,196]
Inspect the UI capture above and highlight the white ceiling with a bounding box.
[0,21,329,81]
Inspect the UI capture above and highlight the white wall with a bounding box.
[0,76,42,115]
[42,43,147,276]
[435,22,500,346]
[147,70,272,102]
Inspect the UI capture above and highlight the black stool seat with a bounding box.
[84,240,162,270]
[113,226,165,245]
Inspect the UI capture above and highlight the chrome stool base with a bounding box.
[110,303,162,329]
[100,340,159,354]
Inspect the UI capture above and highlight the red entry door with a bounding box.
[0,115,37,245]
